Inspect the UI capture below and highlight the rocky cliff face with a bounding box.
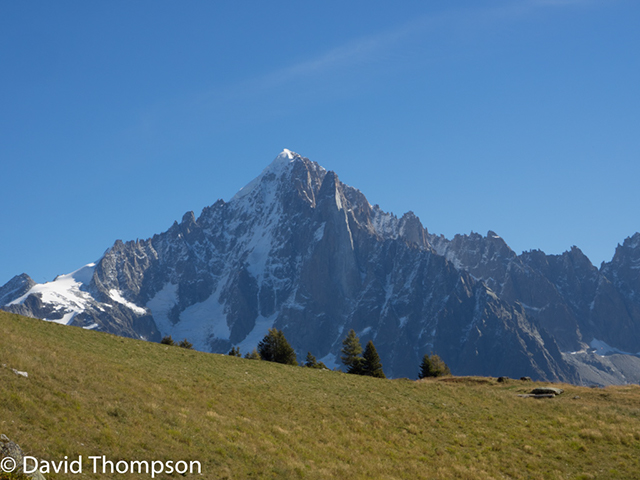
[431,230,640,384]
[2,150,639,384]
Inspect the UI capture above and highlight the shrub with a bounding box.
[228,347,241,357]
[244,349,261,360]
[178,338,193,349]
[419,353,451,379]
[160,335,175,346]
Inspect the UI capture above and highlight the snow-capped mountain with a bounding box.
[3,150,640,384]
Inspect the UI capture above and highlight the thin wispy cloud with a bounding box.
[141,0,599,132]
[196,18,421,106]
[204,0,595,102]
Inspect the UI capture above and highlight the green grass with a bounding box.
[2,311,640,479]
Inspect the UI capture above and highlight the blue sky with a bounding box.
[1,0,639,285]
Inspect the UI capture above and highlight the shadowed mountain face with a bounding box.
[3,151,639,384]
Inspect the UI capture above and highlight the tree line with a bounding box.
[220,327,450,379]
[162,329,449,379]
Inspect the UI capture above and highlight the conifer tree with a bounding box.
[419,354,432,379]
[160,335,174,346]
[228,347,241,357]
[419,353,451,378]
[305,351,318,368]
[257,328,297,365]
[341,329,364,374]
[361,340,386,378]
[178,338,193,349]
[429,353,450,376]
[304,352,328,369]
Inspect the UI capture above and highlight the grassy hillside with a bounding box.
[2,312,640,479]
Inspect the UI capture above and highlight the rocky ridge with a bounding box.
[2,150,640,384]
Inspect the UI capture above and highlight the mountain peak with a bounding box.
[281,148,295,159]
[266,148,303,174]
[232,149,303,202]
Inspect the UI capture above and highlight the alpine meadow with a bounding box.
[3,311,640,480]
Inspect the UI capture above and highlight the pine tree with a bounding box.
[341,329,364,374]
[304,352,328,369]
[361,340,386,378]
[178,338,193,349]
[257,328,297,365]
[160,335,174,346]
[419,353,451,379]
[228,347,241,357]
[305,351,318,368]
[418,354,432,379]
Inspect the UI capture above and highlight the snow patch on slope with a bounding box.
[236,313,277,353]
[146,283,179,337]
[589,339,639,357]
[569,339,640,357]
[109,289,147,315]
[7,263,97,324]
[246,220,278,280]
[180,287,230,342]
[71,263,96,284]
[232,149,299,201]
[147,281,232,351]
[319,352,339,371]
